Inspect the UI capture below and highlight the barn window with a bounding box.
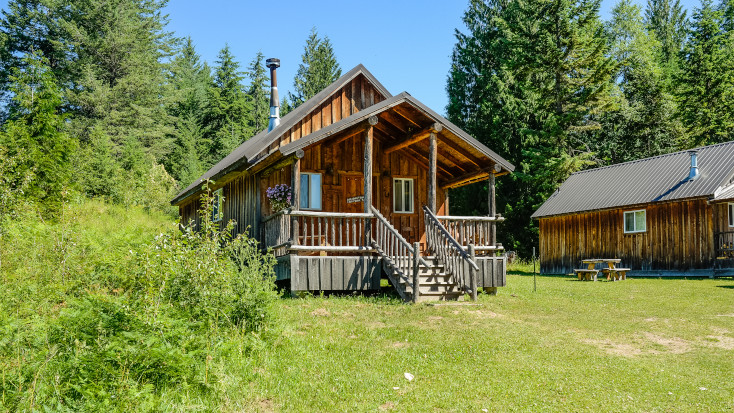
[623,209,646,233]
[729,203,734,227]
[393,178,414,214]
[212,188,223,222]
[300,173,322,210]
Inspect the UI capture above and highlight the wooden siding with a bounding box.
[179,174,260,239]
[539,198,715,274]
[261,74,387,159]
[475,257,506,288]
[712,201,731,234]
[278,255,383,291]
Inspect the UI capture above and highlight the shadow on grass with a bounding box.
[717,285,734,289]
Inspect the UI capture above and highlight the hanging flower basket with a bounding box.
[266,184,292,213]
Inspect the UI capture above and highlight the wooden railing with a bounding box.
[262,209,374,256]
[371,206,429,302]
[437,215,505,254]
[715,231,734,258]
[424,206,480,300]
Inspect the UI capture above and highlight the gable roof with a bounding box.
[171,64,391,205]
[532,141,734,218]
[278,92,514,174]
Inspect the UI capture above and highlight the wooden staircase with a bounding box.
[389,257,464,302]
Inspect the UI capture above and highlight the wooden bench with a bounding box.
[574,269,599,281]
[601,268,630,281]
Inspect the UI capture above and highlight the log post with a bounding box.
[488,169,496,249]
[364,116,378,246]
[413,241,421,303]
[469,243,477,301]
[428,128,438,212]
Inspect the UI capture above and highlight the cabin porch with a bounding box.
[262,208,506,302]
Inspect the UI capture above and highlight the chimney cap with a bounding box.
[266,58,280,69]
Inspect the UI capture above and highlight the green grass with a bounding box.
[237,275,734,412]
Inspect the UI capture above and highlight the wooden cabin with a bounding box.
[172,64,515,301]
[532,141,734,276]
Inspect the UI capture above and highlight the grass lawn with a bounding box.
[240,273,734,412]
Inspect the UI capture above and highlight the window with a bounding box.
[623,209,646,233]
[393,178,414,213]
[300,173,322,210]
[212,188,223,222]
[729,203,734,227]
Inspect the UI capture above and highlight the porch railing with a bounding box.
[715,231,734,258]
[437,215,505,254]
[261,209,375,256]
[423,206,479,300]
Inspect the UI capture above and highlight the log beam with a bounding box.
[385,123,443,154]
[488,171,496,246]
[428,131,437,212]
[363,116,377,245]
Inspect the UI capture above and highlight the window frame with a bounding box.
[300,172,323,211]
[212,188,223,223]
[623,209,646,234]
[393,177,415,214]
[729,203,734,227]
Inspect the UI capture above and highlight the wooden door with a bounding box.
[342,175,364,213]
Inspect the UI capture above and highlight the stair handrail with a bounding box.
[423,205,479,298]
[371,206,430,268]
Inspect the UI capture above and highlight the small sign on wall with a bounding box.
[347,195,364,204]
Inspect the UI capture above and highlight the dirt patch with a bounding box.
[716,313,734,317]
[368,321,387,329]
[391,341,409,348]
[310,308,330,317]
[427,316,443,323]
[642,333,692,354]
[452,309,502,318]
[703,328,734,350]
[583,339,645,357]
[379,402,396,411]
[348,334,358,339]
[257,398,275,412]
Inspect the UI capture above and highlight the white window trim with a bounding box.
[623,209,646,234]
[212,188,223,223]
[300,172,322,211]
[729,203,734,227]
[393,178,414,214]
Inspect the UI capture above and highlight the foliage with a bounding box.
[0,196,279,411]
[288,27,342,108]
[247,51,270,133]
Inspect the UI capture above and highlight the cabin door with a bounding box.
[341,174,378,213]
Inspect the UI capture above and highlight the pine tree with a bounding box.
[595,0,682,164]
[447,0,615,256]
[166,37,210,186]
[0,52,75,212]
[289,28,341,108]
[201,45,253,166]
[645,0,689,66]
[678,0,734,145]
[247,51,270,133]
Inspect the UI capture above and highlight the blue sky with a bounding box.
[2,0,702,115]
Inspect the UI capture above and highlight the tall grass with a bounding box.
[0,197,279,411]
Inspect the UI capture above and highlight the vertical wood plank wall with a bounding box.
[539,198,715,274]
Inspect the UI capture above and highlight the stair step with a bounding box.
[404,285,460,294]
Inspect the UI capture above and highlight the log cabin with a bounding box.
[171,60,515,302]
[532,141,734,276]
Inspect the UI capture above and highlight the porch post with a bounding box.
[488,169,496,247]
[364,116,378,246]
[428,128,438,212]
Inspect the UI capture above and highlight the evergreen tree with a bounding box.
[0,52,75,212]
[447,0,615,256]
[678,0,734,146]
[247,51,270,132]
[289,28,341,108]
[645,0,689,67]
[595,0,682,164]
[166,37,210,186]
[201,45,253,166]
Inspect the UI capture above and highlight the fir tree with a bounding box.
[289,28,341,108]
[645,0,689,66]
[678,0,734,145]
[247,51,270,133]
[202,45,253,166]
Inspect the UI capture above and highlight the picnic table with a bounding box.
[574,259,630,281]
